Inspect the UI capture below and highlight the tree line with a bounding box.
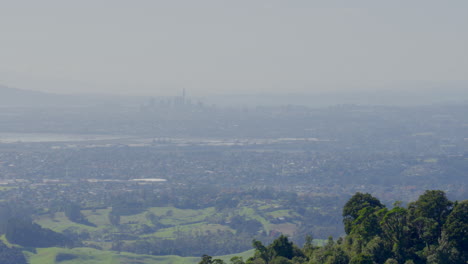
[199,190,467,264]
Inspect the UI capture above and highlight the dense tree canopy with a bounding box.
[200,190,467,264]
[342,192,385,235]
[0,241,27,264]
[443,200,468,256]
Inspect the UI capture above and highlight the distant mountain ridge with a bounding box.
[0,85,69,107]
[2,82,468,108]
[0,85,144,107]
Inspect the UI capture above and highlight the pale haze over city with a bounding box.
[1,1,467,96]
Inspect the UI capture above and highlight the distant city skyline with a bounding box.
[1,1,467,96]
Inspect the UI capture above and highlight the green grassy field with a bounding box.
[238,207,270,232]
[144,223,234,239]
[83,208,113,226]
[33,202,310,250]
[35,206,219,238]
[25,247,255,264]
[123,206,216,226]
[30,204,315,263]
[265,209,290,218]
[35,212,99,233]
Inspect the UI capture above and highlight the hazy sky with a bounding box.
[1,1,467,96]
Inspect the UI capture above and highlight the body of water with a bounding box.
[0,133,128,143]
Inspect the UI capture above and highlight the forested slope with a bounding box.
[201,190,467,264]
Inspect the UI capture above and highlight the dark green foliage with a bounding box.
[108,212,120,226]
[230,256,245,264]
[349,254,373,264]
[329,247,349,264]
[408,190,453,235]
[270,235,294,259]
[301,235,315,257]
[270,256,293,264]
[198,254,226,264]
[64,203,96,227]
[215,196,240,211]
[343,192,385,234]
[145,212,159,226]
[252,239,275,264]
[250,236,296,263]
[292,244,306,260]
[110,197,144,216]
[0,241,27,264]
[409,217,438,247]
[125,230,259,257]
[55,253,78,262]
[310,242,349,264]
[5,218,73,247]
[351,207,383,241]
[0,204,33,235]
[203,190,467,264]
[228,216,263,234]
[363,237,392,264]
[380,206,409,257]
[443,200,468,260]
[199,254,213,264]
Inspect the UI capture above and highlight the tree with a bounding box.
[64,202,95,227]
[108,212,120,226]
[328,247,349,264]
[199,255,214,264]
[380,207,409,261]
[198,254,226,264]
[408,190,453,234]
[349,254,373,264]
[0,241,27,264]
[410,216,438,247]
[351,207,383,241]
[363,236,392,264]
[443,200,468,261]
[270,256,293,264]
[145,212,159,226]
[253,240,275,264]
[230,256,245,264]
[217,191,465,264]
[302,234,315,257]
[270,235,294,260]
[424,232,462,264]
[5,218,72,247]
[343,193,385,234]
